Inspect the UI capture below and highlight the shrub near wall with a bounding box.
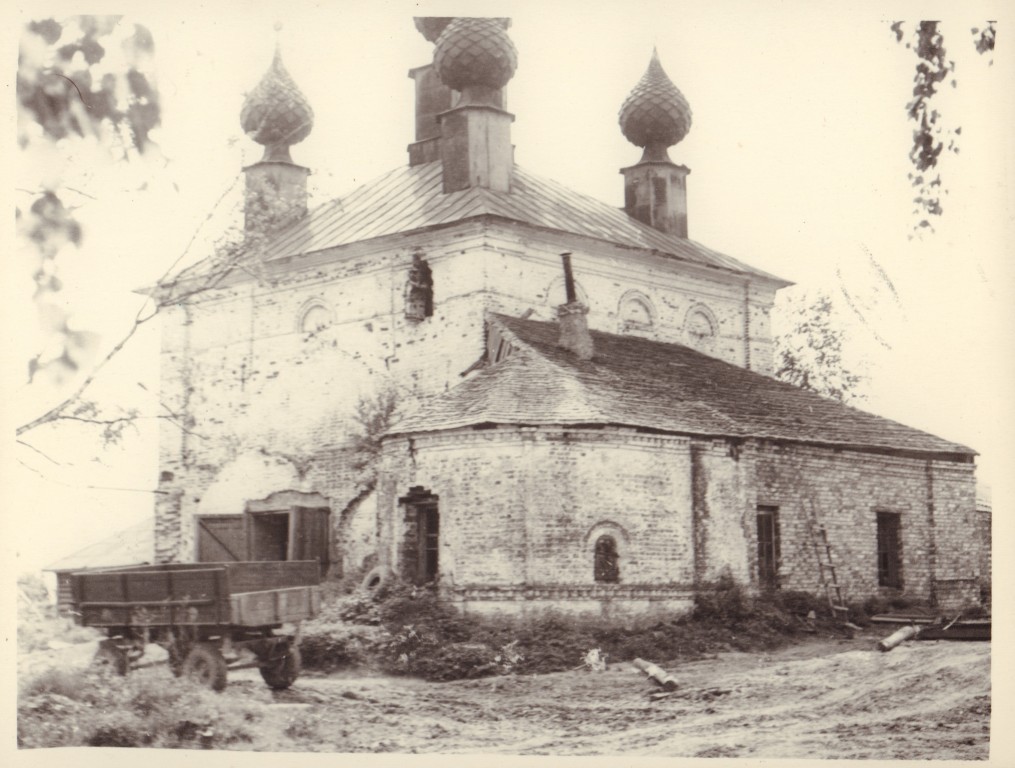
[298,581,824,682]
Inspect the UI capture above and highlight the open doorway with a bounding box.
[248,512,290,561]
[399,487,440,585]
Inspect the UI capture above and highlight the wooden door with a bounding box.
[291,506,331,573]
[196,515,245,561]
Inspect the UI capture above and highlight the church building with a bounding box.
[153,17,984,619]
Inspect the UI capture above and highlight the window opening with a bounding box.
[756,506,780,588]
[877,511,903,588]
[405,252,433,322]
[418,503,439,584]
[687,309,714,343]
[594,535,619,583]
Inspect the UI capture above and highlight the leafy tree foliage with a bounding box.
[890,20,996,234]
[775,291,863,404]
[18,15,160,387]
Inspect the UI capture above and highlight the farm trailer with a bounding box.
[70,560,321,690]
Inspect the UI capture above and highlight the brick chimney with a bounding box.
[618,50,693,237]
[557,253,594,360]
[432,18,517,194]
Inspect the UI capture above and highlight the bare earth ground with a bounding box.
[20,630,990,758]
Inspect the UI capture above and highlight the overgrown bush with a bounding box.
[298,575,845,683]
[18,666,260,749]
[693,573,751,624]
[299,621,381,671]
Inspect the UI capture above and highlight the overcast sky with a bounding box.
[9,0,1013,574]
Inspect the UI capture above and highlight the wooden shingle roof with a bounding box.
[389,313,975,460]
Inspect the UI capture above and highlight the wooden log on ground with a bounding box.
[632,658,679,691]
[877,624,921,652]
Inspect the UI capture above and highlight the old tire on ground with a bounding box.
[181,642,228,692]
[260,644,301,690]
[93,639,128,676]
[360,567,391,594]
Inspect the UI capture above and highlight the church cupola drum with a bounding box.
[433,17,517,193]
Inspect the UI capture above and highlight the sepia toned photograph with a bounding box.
[9,0,1009,762]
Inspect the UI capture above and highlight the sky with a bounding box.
[7,0,1014,576]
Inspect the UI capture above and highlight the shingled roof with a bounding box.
[261,161,786,283]
[389,313,974,459]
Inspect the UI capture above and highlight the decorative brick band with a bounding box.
[447,583,695,602]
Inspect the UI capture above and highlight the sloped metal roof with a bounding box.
[265,161,787,282]
[390,313,975,459]
[45,519,154,572]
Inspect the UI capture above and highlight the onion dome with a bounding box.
[414,17,455,43]
[240,47,314,163]
[619,49,692,162]
[434,17,517,101]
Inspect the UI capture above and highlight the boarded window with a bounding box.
[197,515,245,562]
[877,511,903,588]
[757,506,780,588]
[594,535,619,583]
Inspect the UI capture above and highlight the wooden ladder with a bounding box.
[810,522,850,623]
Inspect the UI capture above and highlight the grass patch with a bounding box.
[18,666,262,749]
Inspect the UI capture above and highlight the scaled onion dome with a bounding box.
[434,17,517,102]
[240,48,314,163]
[619,50,692,162]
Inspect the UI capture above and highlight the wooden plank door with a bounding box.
[196,514,246,561]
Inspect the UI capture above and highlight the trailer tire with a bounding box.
[182,643,228,692]
[93,640,128,676]
[260,644,301,690]
[360,567,391,594]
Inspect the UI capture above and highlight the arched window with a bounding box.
[594,535,619,583]
[619,292,654,333]
[299,303,331,334]
[685,305,717,351]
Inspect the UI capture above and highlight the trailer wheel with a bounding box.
[182,643,228,692]
[93,640,128,676]
[260,644,301,690]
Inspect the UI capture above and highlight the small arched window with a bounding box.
[299,303,331,334]
[686,306,716,351]
[594,535,619,583]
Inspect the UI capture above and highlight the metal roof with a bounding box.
[264,161,787,282]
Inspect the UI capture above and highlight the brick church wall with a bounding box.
[156,221,777,571]
[378,428,980,616]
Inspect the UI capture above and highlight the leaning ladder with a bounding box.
[810,522,850,623]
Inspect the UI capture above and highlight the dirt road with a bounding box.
[20,632,990,758]
[241,633,990,758]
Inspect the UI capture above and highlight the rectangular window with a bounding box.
[877,512,903,588]
[757,506,780,588]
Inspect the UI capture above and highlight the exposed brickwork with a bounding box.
[378,428,980,616]
[157,219,777,576]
